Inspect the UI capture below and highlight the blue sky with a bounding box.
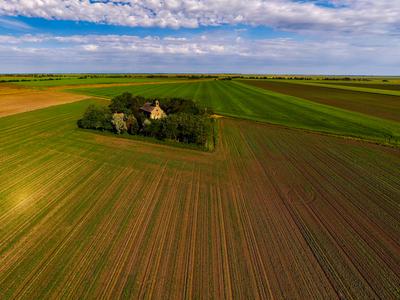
[0,0,399,74]
[0,16,294,40]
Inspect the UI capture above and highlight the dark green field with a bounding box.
[321,82,400,91]
[71,80,400,146]
[240,80,400,122]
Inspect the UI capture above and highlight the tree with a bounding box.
[163,114,179,140]
[109,92,130,114]
[109,92,145,116]
[77,104,112,130]
[111,113,127,134]
[143,119,165,139]
[161,98,202,115]
[126,114,139,134]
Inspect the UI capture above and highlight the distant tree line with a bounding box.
[76,74,229,80]
[254,76,373,81]
[216,77,232,81]
[1,74,67,77]
[77,93,215,150]
[0,78,63,83]
[1,74,389,82]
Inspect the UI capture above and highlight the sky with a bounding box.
[0,0,399,74]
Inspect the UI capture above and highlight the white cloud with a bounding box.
[0,0,398,35]
[0,32,398,74]
[83,44,99,51]
[0,1,398,74]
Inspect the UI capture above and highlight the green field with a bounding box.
[71,80,400,146]
[299,81,400,97]
[240,79,400,122]
[1,99,399,298]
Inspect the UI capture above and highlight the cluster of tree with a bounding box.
[246,76,271,79]
[77,74,225,80]
[77,105,113,131]
[266,76,313,80]
[1,74,67,78]
[146,74,220,79]
[181,75,219,79]
[238,76,373,81]
[77,93,214,149]
[142,113,213,146]
[321,77,372,81]
[78,74,146,79]
[160,97,211,115]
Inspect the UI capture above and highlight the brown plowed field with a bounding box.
[0,85,88,117]
[0,101,399,298]
[0,79,210,117]
[240,80,400,122]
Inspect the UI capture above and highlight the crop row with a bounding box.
[240,79,400,122]
[71,80,400,146]
[0,101,399,298]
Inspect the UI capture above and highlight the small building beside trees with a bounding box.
[140,100,166,119]
[77,92,215,151]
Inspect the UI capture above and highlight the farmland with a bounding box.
[0,84,88,117]
[0,99,399,298]
[240,80,400,122]
[11,77,189,88]
[2,0,400,297]
[71,80,400,146]
[321,82,400,91]
[0,76,203,117]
